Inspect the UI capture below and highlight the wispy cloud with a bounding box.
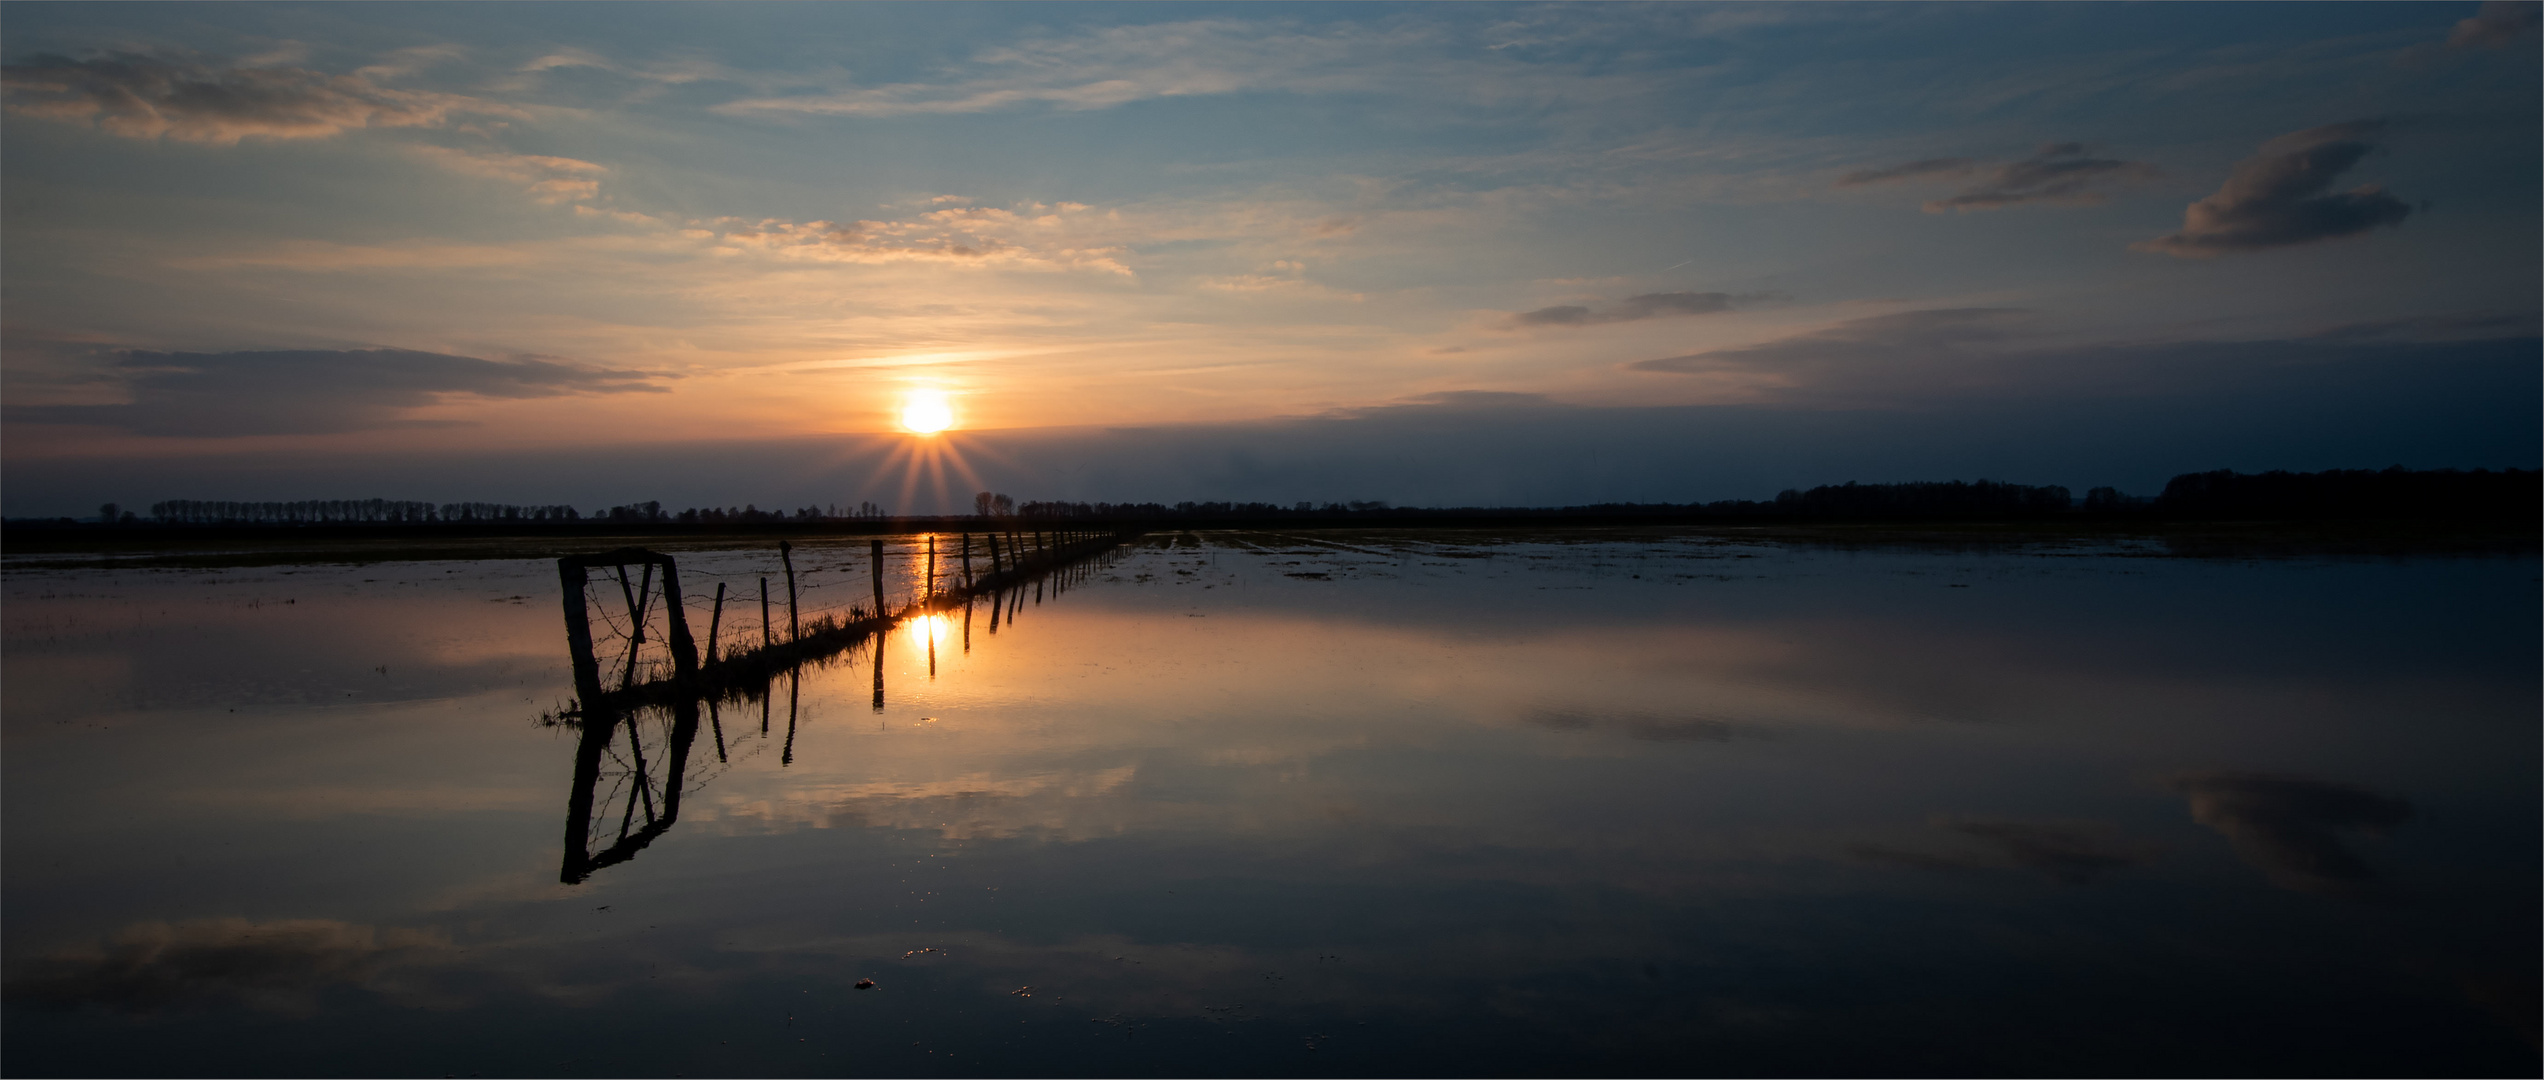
[1835,157,1975,187]
[1623,306,2543,408]
[0,52,519,144]
[1630,307,2027,385]
[408,146,607,204]
[1510,291,1754,328]
[1840,143,2158,213]
[352,44,468,83]
[512,46,733,90]
[2136,121,2411,258]
[6,347,671,437]
[702,201,1132,275]
[707,15,1696,121]
[1852,817,2161,885]
[714,20,1399,118]
[1528,708,1741,743]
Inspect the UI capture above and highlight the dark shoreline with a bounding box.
[4,515,2533,570]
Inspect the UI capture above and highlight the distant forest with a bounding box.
[42,467,2536,528]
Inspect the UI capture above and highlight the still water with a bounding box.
[4,530,2536,1076]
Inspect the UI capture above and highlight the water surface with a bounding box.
[5,530,2536,1076]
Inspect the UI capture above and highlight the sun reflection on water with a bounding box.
[906,612,953,651]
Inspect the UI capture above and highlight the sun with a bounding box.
[900,392,954,434]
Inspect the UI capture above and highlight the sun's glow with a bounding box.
[900,392,954,434]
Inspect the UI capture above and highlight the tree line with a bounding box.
[146,499,581,524]
[2153,467,2537,520]
[56,467,2537,528]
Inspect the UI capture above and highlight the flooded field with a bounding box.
[4,529,2537,1077]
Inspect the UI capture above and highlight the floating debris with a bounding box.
[854,979,876,990]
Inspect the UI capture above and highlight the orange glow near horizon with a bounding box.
[901,391,955,434]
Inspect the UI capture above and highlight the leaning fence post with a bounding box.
[779,541,799,642]
[961,533,973,587]
[760,577,772,648]
[926,534,938,605]
[557,558,605,707]
[705,582,726,665]
[658,554,700,679]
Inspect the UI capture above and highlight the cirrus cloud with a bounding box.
[407,146,608,204]
[1838,142,2159,213]
[4,347,672,437]
[0,52,519,144]
[703,202,1131,275]
[1510,291,1755,328]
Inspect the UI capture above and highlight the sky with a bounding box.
[2,1,2537,516]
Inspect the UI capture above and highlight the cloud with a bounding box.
[2135,121,2412,257]
[1923,143,2160,212]
[1941,818,2161,884]
[1840,143,2158,212]
[2448,1,2542,48]
[519,47,719,85]
[1629,307,2026,391]
[1835,157,1976,186]
[3,917,454,1014]
[1625,305,2544,410]
[0,52,517,144]
[1511,291,1747,328]
[2306,312,2536,342]
[2164,771,2412,894]
[408,146,607,204]
[352,44,468,83]
[713,20,1385,118]
[1528,708,1739,743]
[1852,817,2161,885]
[703,203,1133,275]
[6,348,671,437]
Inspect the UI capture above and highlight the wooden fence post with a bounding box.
[657,555,699,679]
[557,560,605,706]
[779,541,799,642]
[705,582,725,664]
[870,538,887,619]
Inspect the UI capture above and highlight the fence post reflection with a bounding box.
[551,534,1134,884]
